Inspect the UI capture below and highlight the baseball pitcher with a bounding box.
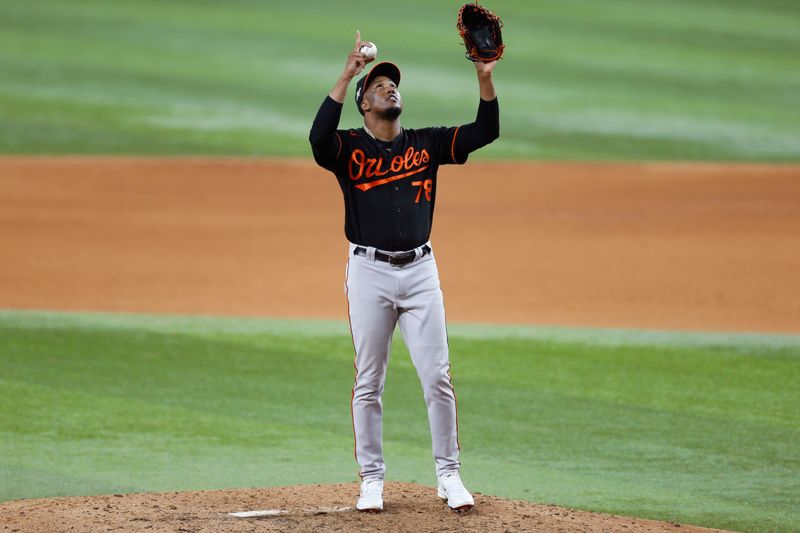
[308,27,500,512]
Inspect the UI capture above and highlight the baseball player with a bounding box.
[309,31,499,512]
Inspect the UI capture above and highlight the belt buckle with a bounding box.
[389,251,414,266]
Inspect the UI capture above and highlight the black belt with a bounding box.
[354,245,431,266]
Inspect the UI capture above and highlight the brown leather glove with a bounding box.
[457,2,505,63]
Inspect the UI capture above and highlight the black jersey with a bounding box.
[310,96,499,251]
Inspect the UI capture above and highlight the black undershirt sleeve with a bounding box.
[452,97,500,163]
[309,96,344,170]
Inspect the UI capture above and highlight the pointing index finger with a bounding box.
[355,30,361,52]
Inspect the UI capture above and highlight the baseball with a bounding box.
[360,42,377,60]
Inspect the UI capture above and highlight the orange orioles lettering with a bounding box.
[349,147,430,192]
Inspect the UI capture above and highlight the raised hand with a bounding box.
[343,30,373,79]
[329,31,373,103]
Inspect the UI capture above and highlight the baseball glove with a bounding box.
[456,1,504,63]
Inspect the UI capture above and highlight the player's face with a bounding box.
[364,76,402,119]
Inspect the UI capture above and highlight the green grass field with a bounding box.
[1,310,798,532]
[2,2,799,532]
[1,0,799,160]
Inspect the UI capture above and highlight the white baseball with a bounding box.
[360,42,377,60]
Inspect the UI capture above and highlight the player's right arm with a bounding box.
[309,32,371,169]
[329,31,370,103]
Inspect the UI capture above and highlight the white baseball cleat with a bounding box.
[437,471,475,511]
[356,477,384,512]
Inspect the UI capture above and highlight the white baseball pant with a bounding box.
[344,241,461,480]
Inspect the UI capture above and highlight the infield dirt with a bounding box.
[1,157,798,332]
[1,157,797,532]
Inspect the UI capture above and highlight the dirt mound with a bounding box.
[0,482,730,533]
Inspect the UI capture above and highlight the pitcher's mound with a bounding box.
[0,482,731,532]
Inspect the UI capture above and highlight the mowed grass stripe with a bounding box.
[2,309,798,349]
[1,0,798,159]
[1,311,798,532]
[0,379,351,498]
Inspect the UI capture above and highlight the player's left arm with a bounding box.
[475,60,497,101]
[449,61,500,163]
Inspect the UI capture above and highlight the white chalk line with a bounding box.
[229,506,353,518]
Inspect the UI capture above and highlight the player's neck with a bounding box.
[363,118,401,142]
